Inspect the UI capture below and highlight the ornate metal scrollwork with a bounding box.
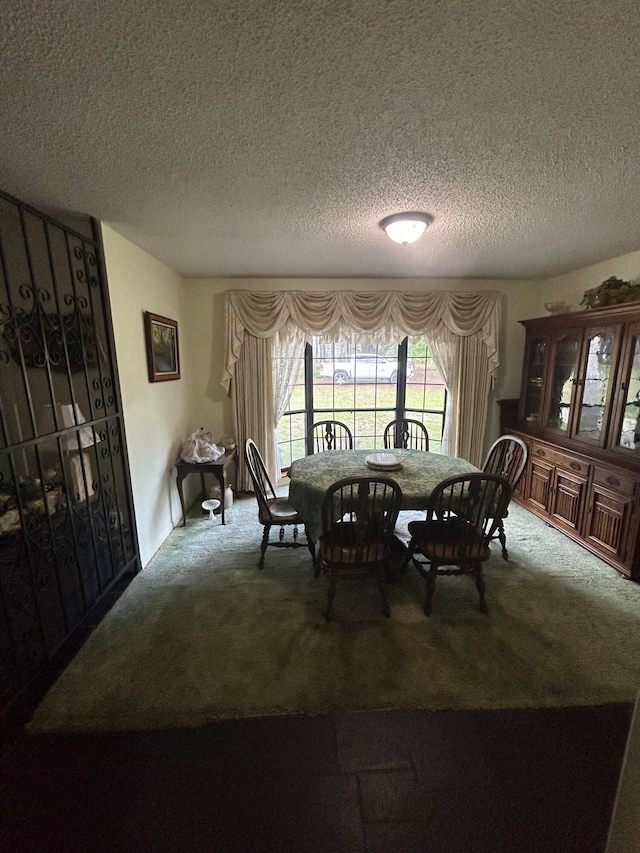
[0,192,138,706]
[1,285,104,375]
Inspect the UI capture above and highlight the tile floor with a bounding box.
[0,702,632,852]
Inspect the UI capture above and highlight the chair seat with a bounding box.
[408,518,489,561]
[259,496,302,524]
[320,539,389,565]
[320,522,390,564]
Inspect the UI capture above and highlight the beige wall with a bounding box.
[102,224,197,566]
[541,248,640,308]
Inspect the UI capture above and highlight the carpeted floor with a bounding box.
[27,494,640,732]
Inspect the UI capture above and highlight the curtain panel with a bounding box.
[223,290,501,483]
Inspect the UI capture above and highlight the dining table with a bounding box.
[288,447,480,545]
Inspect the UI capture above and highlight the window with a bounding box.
[275,336,447,472]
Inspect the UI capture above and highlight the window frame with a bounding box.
[276,337,446,472]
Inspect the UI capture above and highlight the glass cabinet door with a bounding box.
[521,335,548,427]
[611,324,640,454]
[574,328,618,446]
[544,332,581,434]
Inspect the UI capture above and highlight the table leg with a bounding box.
[216,472,226,524]
[176,471,187,527]
[385,534,409,583]
[306,530,317,563]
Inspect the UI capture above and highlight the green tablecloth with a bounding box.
[288,448,479,543]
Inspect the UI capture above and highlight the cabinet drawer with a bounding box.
[592,466,637,498]
[531,443,590,476]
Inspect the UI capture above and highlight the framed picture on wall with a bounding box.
[144,312,181,382]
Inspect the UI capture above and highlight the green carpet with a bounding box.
[27,494,640,732]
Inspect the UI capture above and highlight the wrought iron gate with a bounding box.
[0,189,139,707]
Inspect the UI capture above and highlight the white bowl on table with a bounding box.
[365,453,403,472]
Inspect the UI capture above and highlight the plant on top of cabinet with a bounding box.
[581,277,640,309]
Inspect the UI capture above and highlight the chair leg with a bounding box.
[424,564,437,615]
[259,524,271,569]
[497,519,508,560]
[475,563,489,614]
[325,567,338,621]
[377,566,391,617]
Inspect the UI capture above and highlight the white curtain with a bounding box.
[273,323,306,425]
[223,290,501,480]
[426,326,458,456]
[272,324,306,474]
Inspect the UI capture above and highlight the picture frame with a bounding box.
[144,312,181,382]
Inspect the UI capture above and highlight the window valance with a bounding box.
[222,290,501,393]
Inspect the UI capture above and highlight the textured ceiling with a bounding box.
[1,0,640,280]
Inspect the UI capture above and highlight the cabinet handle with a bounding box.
[535,448,546,457]
[570,461,581,471]
[607,475,621,487]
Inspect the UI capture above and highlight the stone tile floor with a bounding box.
[0,702,632,852]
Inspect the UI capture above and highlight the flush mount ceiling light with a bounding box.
[380,212,434,245]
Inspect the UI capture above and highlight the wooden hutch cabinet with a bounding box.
[512,303,640,581]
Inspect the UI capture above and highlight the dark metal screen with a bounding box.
[0,189,139,706]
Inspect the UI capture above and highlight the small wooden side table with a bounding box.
[175,448,238,526]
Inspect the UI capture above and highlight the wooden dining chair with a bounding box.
[482,434,528,559]
[245,438,313,568]
[407,473,512,615]
[308,420,354,453]
[316,475,402,621]
[383,418,429,451]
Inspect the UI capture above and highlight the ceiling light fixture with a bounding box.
[379,212,434,245]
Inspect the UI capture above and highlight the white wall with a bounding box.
[185,276,544,455]
[102,224,197,567]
